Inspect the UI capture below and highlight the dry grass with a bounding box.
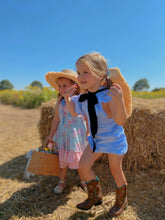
[0,100,165,220]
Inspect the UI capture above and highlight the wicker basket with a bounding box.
[27,151,59,176]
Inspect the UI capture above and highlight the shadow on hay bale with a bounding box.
[38,98,165,172]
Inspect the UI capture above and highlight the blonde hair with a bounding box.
[76,52,112,88]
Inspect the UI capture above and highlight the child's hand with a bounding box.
[108,84,124,104]
[43,136,54,149]
[63,84,77,99]
[43,138,48,149]
[47,143,53,150]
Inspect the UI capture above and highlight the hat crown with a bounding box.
[61,69,77,77]
[45,69,78,92]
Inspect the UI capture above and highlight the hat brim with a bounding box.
[109,67,132,117]
[45,71,79,91]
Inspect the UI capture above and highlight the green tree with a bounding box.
[152,87,165,92]
[133,78,150,91]
[0,80,14,90]
[30,81,43,90]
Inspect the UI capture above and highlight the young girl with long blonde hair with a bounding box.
[64,53,132,217]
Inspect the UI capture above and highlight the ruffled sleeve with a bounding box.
[71,95,85,116]
[96,88,112,103]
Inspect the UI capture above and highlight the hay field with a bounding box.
[0,99,165,220]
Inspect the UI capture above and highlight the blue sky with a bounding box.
[0,0,165,91]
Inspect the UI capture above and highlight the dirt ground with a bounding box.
[0,101,165,220]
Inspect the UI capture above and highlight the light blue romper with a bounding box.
[72,87,128,155]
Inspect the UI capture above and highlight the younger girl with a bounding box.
[44,69,88,194]
[64,53,132,217]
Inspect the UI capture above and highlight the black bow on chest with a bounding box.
[79,88,107,152]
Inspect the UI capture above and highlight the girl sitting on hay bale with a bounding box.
[44,69,88,194]
[64,52,132,217]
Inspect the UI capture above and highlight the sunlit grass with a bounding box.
[0,87,164,108]
[132,89,165,99]
[0,86,57,108]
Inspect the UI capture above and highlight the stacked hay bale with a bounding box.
[38,98,165,172]
[38,99,56,145]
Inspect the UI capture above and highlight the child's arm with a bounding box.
[44,103,60,147]
[85,114,90,138]
[108,84,128,126]
[63,84,78,117]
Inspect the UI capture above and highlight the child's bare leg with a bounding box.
[77,168,87,192]
[108,153,127,187]
[59,167,67,182]
[77,168,85,182]
[79,144,103,182]
[76,145,103,210]
[54,167,67,194]
[108,153,128,217]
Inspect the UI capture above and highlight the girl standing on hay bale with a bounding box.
[45,69,88,194]
[64,52,132,217]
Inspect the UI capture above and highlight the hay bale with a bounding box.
[38,99,56,145]
[123,98,165,171]
[38,98,165,172]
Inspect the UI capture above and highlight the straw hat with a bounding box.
[45,69,79,91]
[109,67,132,117]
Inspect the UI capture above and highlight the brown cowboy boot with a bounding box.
[108,183,128,217]
[76,177,103,210]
